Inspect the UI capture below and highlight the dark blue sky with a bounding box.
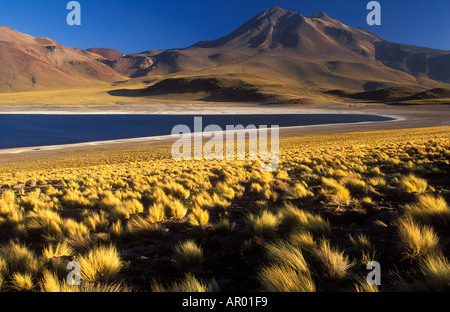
[0,0,448,54]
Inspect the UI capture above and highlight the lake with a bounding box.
[0,114,394,149]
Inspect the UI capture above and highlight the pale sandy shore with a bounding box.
[0,102,448,163]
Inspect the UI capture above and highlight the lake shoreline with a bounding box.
[0,103,447,163]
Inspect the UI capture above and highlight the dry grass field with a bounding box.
[0,126,449,292]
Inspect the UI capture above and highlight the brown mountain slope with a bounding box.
[0,27,125,92]
[108,7,449,93]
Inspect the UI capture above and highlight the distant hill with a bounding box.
[0,26,124,92]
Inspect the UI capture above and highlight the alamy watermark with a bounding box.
[366,261,381,286]
[171,117,279,171]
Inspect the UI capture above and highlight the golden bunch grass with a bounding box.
[279,202,331,237]
[247,210,280,239]
[78,244,122,283]
[125,215,164,238]
[398,174,428,195]
[188,206,210,227]
[152,273,219,292]
[10,272,34,291]
[397,217,440,259]
[264,241,310,274]
[165,199,188,219]
[148,203,166,223]
[257,264,315,292]
[313,240,352,279]
[404,194,450,229]
[0,240,39,276]
[173,240,203,271]
[283,183,313,200]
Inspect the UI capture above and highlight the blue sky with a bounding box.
[0,0,448,53]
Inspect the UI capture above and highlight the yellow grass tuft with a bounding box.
[397,218,440,259]
[404,194,450,229]
[78,244,122,283]
[313,240,352,278]
[398,174,428,195]
[173,240,203,271]
[258,264,315,292]
[247,210,280,239]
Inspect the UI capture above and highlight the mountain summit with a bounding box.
[105,7,448,91]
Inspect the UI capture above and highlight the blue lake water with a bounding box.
[0,114,394,149]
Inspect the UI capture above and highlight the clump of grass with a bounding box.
[257,264,315,292]
[41,241,74,260]
[152,273,219,292]
[0,190,16,216]
[78,244,122,282]
[279,203,331,237]
[11,272,34,291]
[25,210,63,239]
[404,194,450,229]
[62,189,92,208]
[148,203,166,223]
[165,199,188,219]
[188,206,209,227]
[397,218,440,259]
[264,241,309,274]
[288,230,316,253]
[110,220,123,238]
[320,177,351,205]
[354,278,379,292]
[247,210,280,239]
[82,210,109,232]
[419,253,450,291]
[398,174,428,195]
[283,183,313,200]
[61,218,90,238]
[40,269,130,292]
[348,233,375,256]
[341,177,368,196]
[0,240,39,276]
[313,240,352,279]
[173,240,203,271]
[125,215,164,238]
